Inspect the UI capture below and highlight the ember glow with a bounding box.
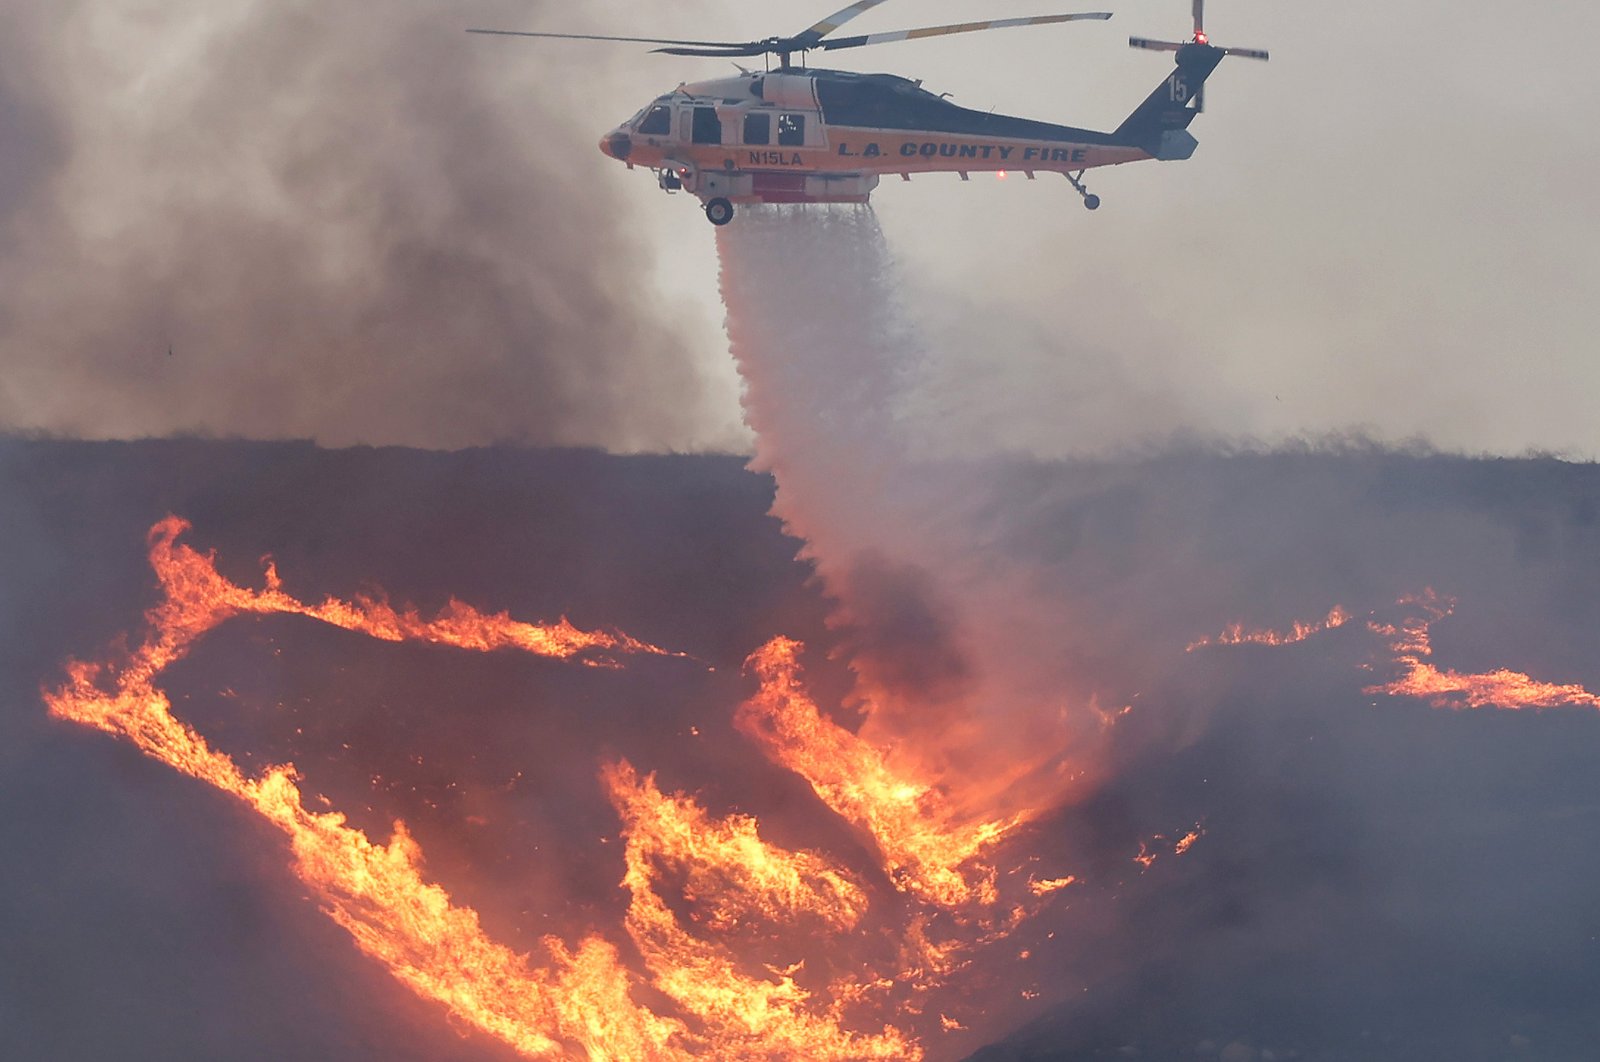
[45,517,1082,1059]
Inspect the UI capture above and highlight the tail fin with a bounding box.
[1113,43,1225,155]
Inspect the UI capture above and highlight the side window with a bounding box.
[636,104,671,136]
[743,112,771,146]
[777,113,806,147]
[691,106,722,145]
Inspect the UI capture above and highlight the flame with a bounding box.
[43,519,689,1059]
[48,517,1087,1059]
[72,515,1596,1058]
[1132,824,1203,870]
[602,760,868,934]
[1026,875,1077,897]
[1173,826,1203,855]
[736,637,1025,909]
[603,761,916,1060]
[47,663,689,1058]
[1192,590,1600,712]
[43,516,1136,1059]
[1376,663,1600,710]
[142,515,668,664]
[1364,591,1600,710]
[1187,605,1352,651]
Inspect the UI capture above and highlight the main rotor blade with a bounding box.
[653,43,775,57]
[1129,36,1184,51]
[794,0,896,47]
[466,28,748,49]
[821,12,1112,53]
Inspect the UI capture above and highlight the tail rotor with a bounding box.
[1128,0,1268,112]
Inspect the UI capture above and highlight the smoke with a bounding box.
[0,0,730,450]
[715,206,1600,1060]
[6,149,1600,1059]
[718,206,1128,821]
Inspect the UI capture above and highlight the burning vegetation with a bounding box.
[1189,589,1600,713]
[22,439,1600,1062]
[44,517,1079,1059]
[25,208,1600,1061]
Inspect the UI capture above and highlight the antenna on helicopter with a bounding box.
[468,1,1111,71]
[1128,0,1267,111]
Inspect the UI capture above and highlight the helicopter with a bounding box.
[468,1,1267,226]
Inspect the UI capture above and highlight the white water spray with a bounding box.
[717,205,1107,822]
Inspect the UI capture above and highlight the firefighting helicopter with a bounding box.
[468,0,1267,226]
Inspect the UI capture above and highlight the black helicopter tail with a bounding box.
[1111,43,1225,158]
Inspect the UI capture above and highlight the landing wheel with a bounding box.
[1065,170,1100,212]
[705,197,734,226]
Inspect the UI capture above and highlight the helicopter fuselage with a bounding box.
[600,68,1186,212]
[471,1,1263,225]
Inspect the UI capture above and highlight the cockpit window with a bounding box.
[636,104,671,136]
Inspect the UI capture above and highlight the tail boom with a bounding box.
[1113,42,1224,155]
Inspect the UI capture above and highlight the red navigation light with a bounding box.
[996,170,1008,180]
[1195,31,1208,44]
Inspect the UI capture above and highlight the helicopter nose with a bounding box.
[600,132,633,161]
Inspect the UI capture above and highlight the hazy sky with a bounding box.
[3,1,1598,457]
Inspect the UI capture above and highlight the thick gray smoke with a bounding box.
[0,1,725,449]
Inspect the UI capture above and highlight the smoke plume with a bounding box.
[0,1,727,449]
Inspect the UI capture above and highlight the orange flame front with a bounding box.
[1191,590,1600,713]
[46,518,1086,1059]
[1364,591,1600,710]
[144,515,667,664]
[1186,605,1352,652]
[604,761,913,1060]
[46,517,691,1058]
[738,637,1025,910]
